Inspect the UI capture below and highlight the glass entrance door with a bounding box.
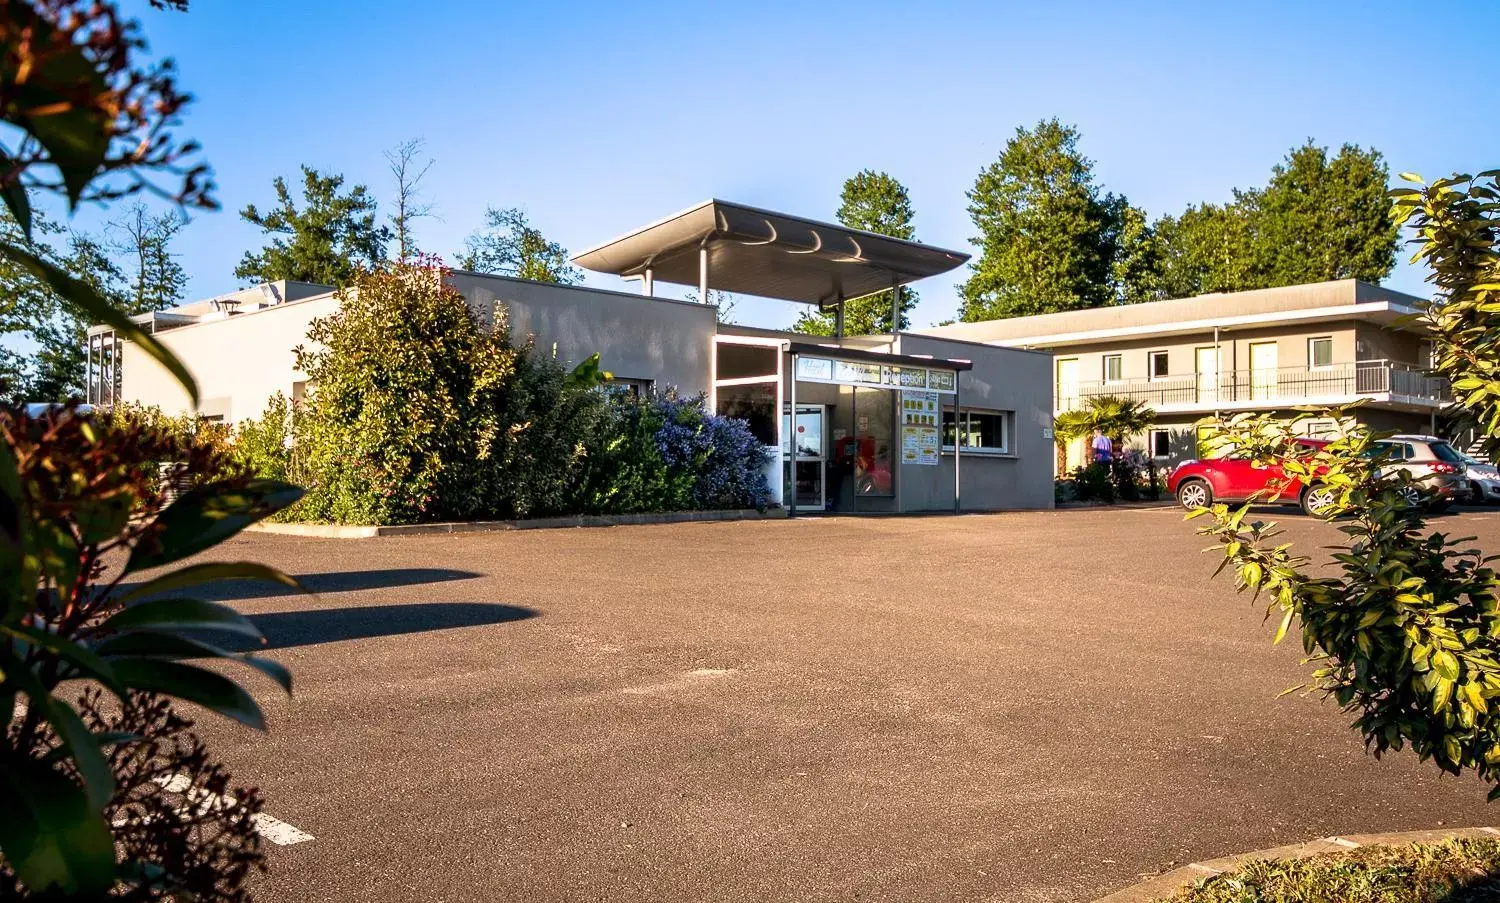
[782,404,826,509]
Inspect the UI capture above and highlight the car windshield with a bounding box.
[1429,441,1464,463]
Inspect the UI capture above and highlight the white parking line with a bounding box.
[153,774,314,846]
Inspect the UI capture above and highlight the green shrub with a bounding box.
[1072,462,1115,503]
[293,262,514,525]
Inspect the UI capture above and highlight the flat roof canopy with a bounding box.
[573,199,970,306]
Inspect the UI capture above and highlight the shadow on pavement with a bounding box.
[203,602,537,651]
[121,567,483,601]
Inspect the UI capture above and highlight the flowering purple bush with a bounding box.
[647,392,771,510]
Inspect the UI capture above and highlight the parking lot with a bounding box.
[193,506,1500,902]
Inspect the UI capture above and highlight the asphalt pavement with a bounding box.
[186,505,1500,902]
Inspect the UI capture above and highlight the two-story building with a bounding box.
[918,280,1450,470]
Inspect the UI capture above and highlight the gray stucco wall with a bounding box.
[894,334,1055,511]
[449,272,717,395]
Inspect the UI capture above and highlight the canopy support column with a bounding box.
[953,381,962,514]
[643,267,654,297]
[698,246,709,304]
[834,296,845,338]
[787,353,798,519]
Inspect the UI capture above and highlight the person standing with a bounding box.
[1091,429,1113,465]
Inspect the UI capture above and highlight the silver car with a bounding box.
[1371,435,1470,511]
[1461,453,1500,504]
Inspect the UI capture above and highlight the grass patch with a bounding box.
[1156,838,1500,902]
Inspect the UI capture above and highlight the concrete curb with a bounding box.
[1090,827,1500,903]
[245,508,787,539]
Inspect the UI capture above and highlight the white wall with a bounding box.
[121,293,338,422]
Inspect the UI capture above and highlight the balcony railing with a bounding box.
[1057,360,1450,411]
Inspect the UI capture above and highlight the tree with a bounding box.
[1154,201,1258,297]
[27,233,128,400]
[1192,169,1500,798]
[960,119,1123,321]
[108,202,188,312]
[795,170,919,334]
[1155,142,1398,298]
[385,138,435,261]
[1107,199,1165,304]
[455,207,581,284]
[235,165,389,286]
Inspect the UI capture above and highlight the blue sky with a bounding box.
[86,0,1499,329]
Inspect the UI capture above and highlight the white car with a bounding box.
[1461,453,1500,504]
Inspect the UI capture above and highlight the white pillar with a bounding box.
[699,246,709,304]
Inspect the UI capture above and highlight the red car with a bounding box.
[1168,439,1334,516]
[1168,436,1468,516]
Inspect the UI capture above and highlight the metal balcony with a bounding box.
[1056,360,1450,412]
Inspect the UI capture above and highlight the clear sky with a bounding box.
[90,0,1500,330]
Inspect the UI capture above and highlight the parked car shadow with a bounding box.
[198,601,537,651]
[118,567,482,601]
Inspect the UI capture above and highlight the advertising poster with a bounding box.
[900,390,941,466]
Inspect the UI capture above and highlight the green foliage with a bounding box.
[1154,201,1257,297]
[292,262,514,525]
[796,170,918,334]
[1156,837,1500,903]
[1053,395,1155,446]
[231,392,294,484]
[1156,142,1398,297]
[1070,462,1114,503]
[473,345,615,519]
[1193,410,1500,796]
[1391,170,1500,460]
[959,119,1127,320]
[455,207,581,284]
[0,405,301,895]
[235,166,389,286]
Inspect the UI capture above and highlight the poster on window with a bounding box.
[901,425,940,465]
[900,390,941,465]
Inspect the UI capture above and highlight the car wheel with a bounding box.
[1301,484,1337,517]
[1472,480,1486,504]
[1428,500,1451,515]
[1176,478,1212,511]
[1399,485,1423,508]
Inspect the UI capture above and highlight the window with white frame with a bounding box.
[1102,354,1123,383]
[604,376,654,398]
[942,408,1011,454]
[1308,336,1333,370]
[1149,351,1169,381]
[1149,428,1171,458]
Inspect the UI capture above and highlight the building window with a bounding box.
[1102,354,1122,383]
[1149,428,1171,459]
[942,408,1011,454]
[1309,336,1333,370]
[604,376,654,398]
[1149,351,1169,381]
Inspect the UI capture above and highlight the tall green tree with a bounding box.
[455,207,581,284]
[236,165,389,286]
[1106,198,1164,304]
[1154,201,1258,297]
[1155,141,1398,297]
[1251,141,1399,286]
[960,119,1124,320]
[796,170,918,334]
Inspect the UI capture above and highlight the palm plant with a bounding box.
[1052,396,1156,455]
